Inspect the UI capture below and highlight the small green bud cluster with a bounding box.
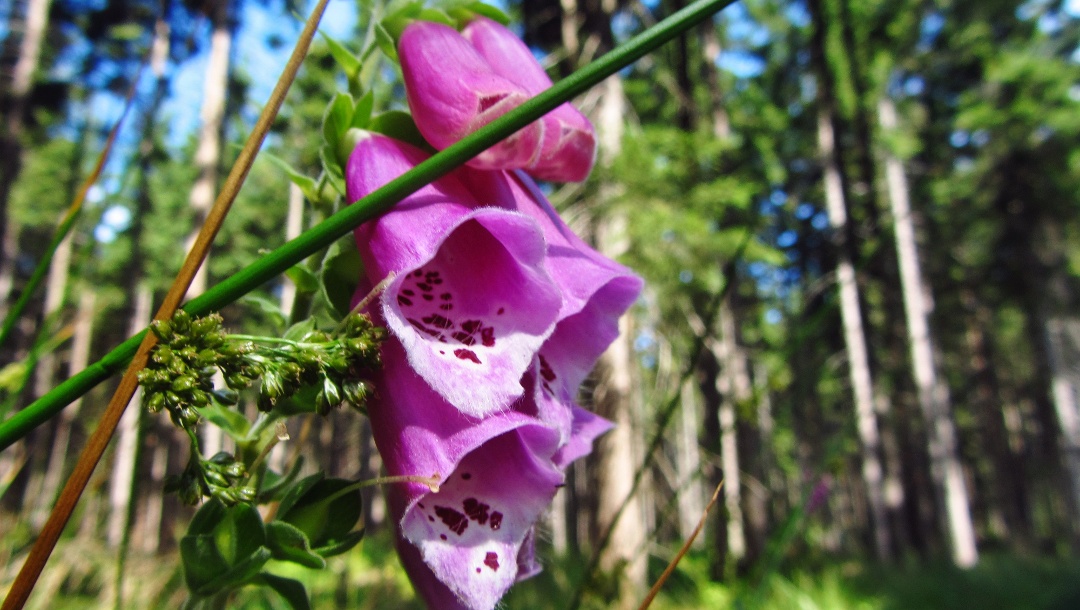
[167,451,255,506]
[257,313,386,416]
[138,311,262,430]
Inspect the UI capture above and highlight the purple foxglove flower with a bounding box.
[346,132,642,609]
[371,339,564,610]
[399,21,545,171]
[347,132,562,417]
[461,17,597,182]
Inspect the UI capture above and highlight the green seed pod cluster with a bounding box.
[256,313,385,416]
[139,312,264,430]
[167,451,255,506]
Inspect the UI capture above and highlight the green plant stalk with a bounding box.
[0,0,737,452]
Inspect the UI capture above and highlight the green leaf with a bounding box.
[276,476,363,552]
[239,294,287,330]
[197,403,251,439]
[195,547,272,596]
[314,528,365,558]
[285,265,320,294]
[320,237,364,320]
[216,502,267,566]
[374,22,398,63]
[261,151,320,202]
[180,534,230,594]
[352,91,374,130]
[188,497,229,536]
[257,573,313,610]
[266,521,328,569]
[321,93,355,158]
[318,32,361,78]
[282,319,317,342]
[462,1,511,24]
[258,456,305,502]
[319,144,347,196]
[274,472,325,521]
[369,111,430,151]
[416,8,454,25]
[181,500,272,595]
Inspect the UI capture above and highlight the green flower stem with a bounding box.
[0,0,736,452]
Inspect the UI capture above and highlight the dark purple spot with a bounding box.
[461,473,471,480]
[439,350,445,355]
[539,355,557,382]
[422,314,454,329]
[434,506,468,535]
[428,516,434,522]
[463,497,490,525]
[413,270,423,277]
[397,295,413,307]
[454,349,481,364]
[497,307,505,315]
[422,294,434,301]
[476,568,482,573]
[490,512,503,530]
[481,327,495,347]
[452,331,477,346]
[441,534,447,540]
[402,289,415,296]
[418,502,425,508]
[484,552,500,571]
[440,304,453,311]
[440,293,452,301]
[461,320,482,333]
[432,278,443,284]
[417,282,432,292]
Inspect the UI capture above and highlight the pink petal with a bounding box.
[399,21,544,170]
[462,17,597,182]
[348,134,562,417]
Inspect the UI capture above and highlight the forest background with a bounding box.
[2,0,1080,608]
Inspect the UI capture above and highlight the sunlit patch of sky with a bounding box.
[786,2,810,28]
[918,13,944,50]
[717,50,765,78]
[164,0,357,149]
[722,3,770,46]
[903,75,925,97]
[86,0,358,242]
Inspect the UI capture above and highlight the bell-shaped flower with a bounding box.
[398,21,545,171]
[461,17,597,182]
[370,339,565,610]
[346,132,642,609]
[347,132,562,417]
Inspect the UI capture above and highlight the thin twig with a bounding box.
[567,229,753,610]
[637,479,724,610]
[0,2,331,607]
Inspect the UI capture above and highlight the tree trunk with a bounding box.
[879,97,978,566]
[28,289,95,529]
[1044,313,1080,534]
[676,377,705,546]
[108,284,152,548]
[710,300,748,564]
[0,0,52,282]
[590,69,646,607]
[185,0,233,298]
[816,106,892,559]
